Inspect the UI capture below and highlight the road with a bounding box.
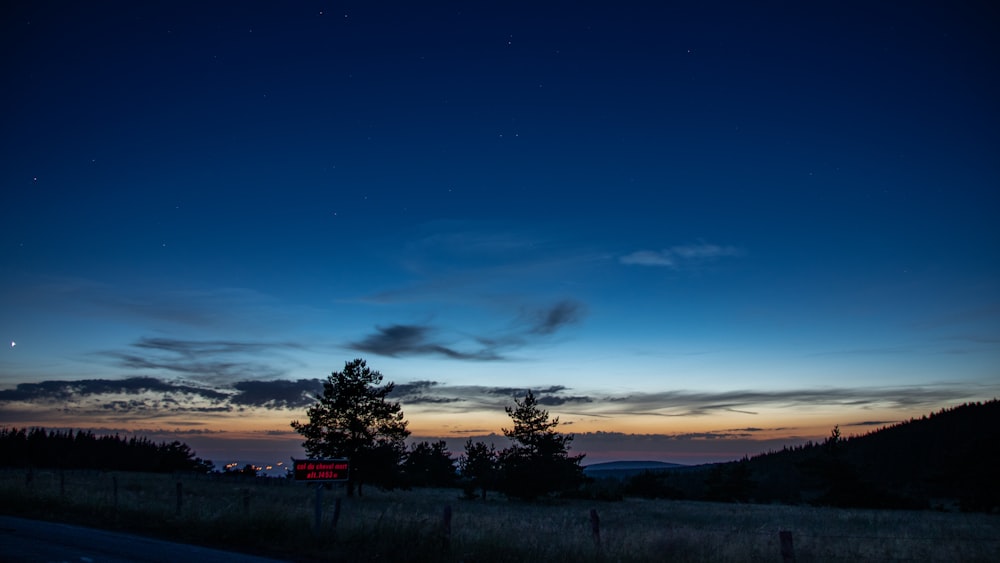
[0,515,288,563]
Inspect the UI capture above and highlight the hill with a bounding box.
[582,460,685,480]
[623,400,1000,512]
[754,399,999,510]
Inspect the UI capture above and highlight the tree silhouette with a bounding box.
[704,460,753,502]
[404,440,457,487]
[459,439,499,500]
[290,359,410,496]
[0,427,212,473]
[499,390,585,499]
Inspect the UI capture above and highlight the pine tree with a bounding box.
[459,439,498,499]
[499,390,585,499]
[290,359,410,496]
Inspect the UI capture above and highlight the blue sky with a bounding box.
[1,1,998,467]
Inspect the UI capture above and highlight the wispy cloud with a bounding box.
[101,337,303,383]
[0,377,229,403]
[597,386,975,416]
[230,379,323,409]
[350,324,503,360]
[1,374,985,431]
[388,381,983,418]
[845,420,898,427]
[349,300,585,361]
[5,276,307,332]
[389,381,464,404]
[388,382,581,412]
[361,221,609,306]
[524,300,585,335]
[621,242,741,268]
[0,376,322,421]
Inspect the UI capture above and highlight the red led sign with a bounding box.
[293,458,349,482]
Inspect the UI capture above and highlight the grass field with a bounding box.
[1,469,998,562]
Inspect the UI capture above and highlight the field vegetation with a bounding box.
[2,468,998,562]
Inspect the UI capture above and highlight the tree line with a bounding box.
[0,427,213,473]
[8,359,992,511]
[620,400,1000,513]
[0,356,587,501]
[291,358,585,499]
[289,360,1000,511]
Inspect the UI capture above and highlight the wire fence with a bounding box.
[4,469,999,562]
[587,515,1000,562]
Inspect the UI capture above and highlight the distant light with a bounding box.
[10,341,14,348]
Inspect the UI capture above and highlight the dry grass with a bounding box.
[1,469,998,562]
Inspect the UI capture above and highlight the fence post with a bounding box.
[590,508,601,549]
[314,484,323,535]
[60,469,66,500]
[242,488,251,512]
[112,475,118,511]
[779,530,795,563]
[442,504,452,551]
[331,497,342,533]
[175,481,183,516]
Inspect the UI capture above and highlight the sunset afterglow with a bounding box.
[1,3,997,470]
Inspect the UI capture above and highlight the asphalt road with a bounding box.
[0,515,289,563]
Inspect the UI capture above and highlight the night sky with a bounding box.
[2,2,998,468]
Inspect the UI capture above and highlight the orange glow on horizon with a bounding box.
[1,399,911,460]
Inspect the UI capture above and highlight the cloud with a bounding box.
[350,324,503,361]
[230,379,323,408]
[597,386,981,417]
[2,372,985,435]
[621,242,740,268]
[5,276,307,332]
[483,385,566,397]
[671,243,741,259]
[526,300,585,335]
[0,377,230,403]
[389,381,466,405]
[536,394,593,406]
[0,375,327,422]
[390,380,440,396]
[134,338,302,356]
[102,337,303,383]
[620,250,677,267]
[350,300,586,361]
[670,431,754,440]
[387,380,987,420]
[386,382,591,413]
[845,420,898,427]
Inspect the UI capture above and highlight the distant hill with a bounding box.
[624,400,1000,512]
[583,460,685,480]
[748,399,999,511]
[585,460,686,471]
